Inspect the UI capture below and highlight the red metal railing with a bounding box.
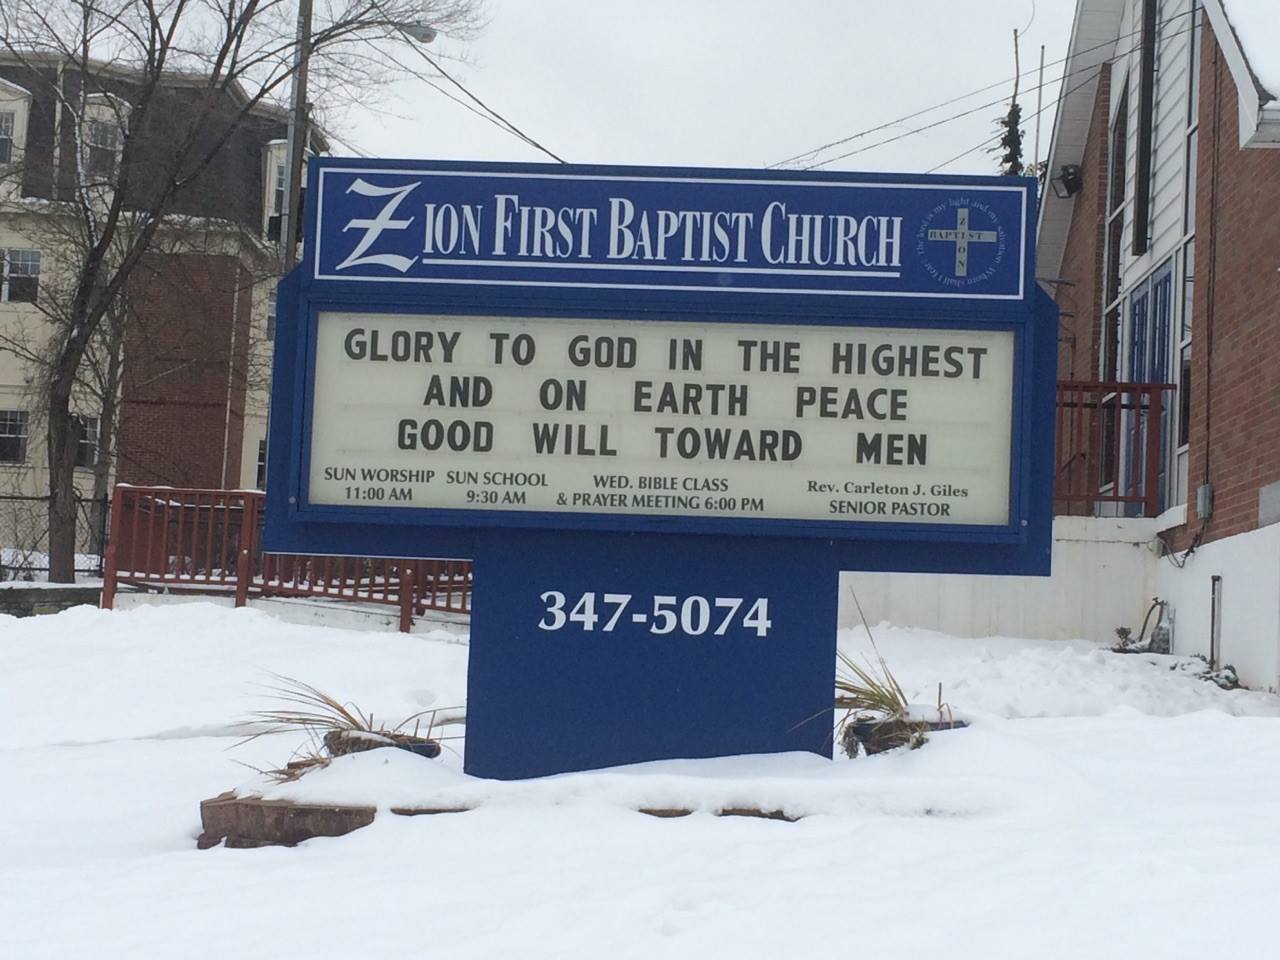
[101,486,471,629]
[1055,381,1175,518]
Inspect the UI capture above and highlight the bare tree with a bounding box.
[0,0,482,580]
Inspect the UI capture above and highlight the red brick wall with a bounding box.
[117,253,252,488]
[1180,21,1280,545]
[1051,64,1112,513]
[1053,63,1111,383]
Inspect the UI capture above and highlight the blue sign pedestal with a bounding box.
[463,530,838,779]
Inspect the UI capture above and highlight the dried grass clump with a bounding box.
[835,646,911,716]
[237,674,463,782]
[835,645,929,758]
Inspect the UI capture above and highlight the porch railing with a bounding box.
[100,485,471,629]
[1055,381,1175,519]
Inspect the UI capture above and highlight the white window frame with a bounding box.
[265,290,277,341]
[262,141,289,238]
[1,247,41,303]
[81,93,129,183]
[0,408,30,464]
[256,438,268,490]
[74,415,101,469]
[0,77,32,198]
[263,140,313,240]
[273,161,287,216]
[1170,5,1202,508]
[0,109,15,164]
[84,117,122,178]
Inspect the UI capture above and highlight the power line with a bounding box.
[421,73,540,141]
[1020,0,1038,37]
[805,86,1041,171]
[927,18,1196,174]
[324,130,373,158]
[926,71,1096,174]
[770,6,1194,172]
[788,7,1192,170]
[808,15,1195,176]
[413,48,567,164]
[322,66,524,158]
[363,0,566,163]
[813,10,1194,171]
[770,69,1042,170]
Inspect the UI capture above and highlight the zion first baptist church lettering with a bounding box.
[337,178,907,270]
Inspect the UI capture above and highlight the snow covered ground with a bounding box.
[2,603,1279,959]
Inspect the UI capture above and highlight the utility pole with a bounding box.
[280,0,313,273]
[1034,44,1046,174]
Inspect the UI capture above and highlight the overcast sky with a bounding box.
[340,0,1077,176]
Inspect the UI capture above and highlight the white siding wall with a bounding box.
[1155,523,1280,692]
[839,518,1160,645]
[839,514,1280,693]
[1149,2,1194,254]
[1111,0,1195,278]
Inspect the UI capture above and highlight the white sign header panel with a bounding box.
[307,312,1014,526]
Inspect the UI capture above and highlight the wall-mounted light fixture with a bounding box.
[1050,164,1084,199]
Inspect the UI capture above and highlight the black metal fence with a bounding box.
[0,494,109,580]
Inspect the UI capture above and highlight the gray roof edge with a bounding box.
[1036,0,1125,285]
[1201,0,1280,148]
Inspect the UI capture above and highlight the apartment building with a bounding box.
[0,53,322,558]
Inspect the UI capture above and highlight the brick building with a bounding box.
[0,53,322,560]
[1038,0,1280,685]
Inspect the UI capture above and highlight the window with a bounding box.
[85,118,122,179]
[1178,240,1194,448]
[0,110,14,164]
[265,291,277,342]
[74,416,100,469]
[273,162,287,216]
[264,151,290,239]
[1101,86,1129,383]
[1184,6,1201,236]
[1098,84,1131,490]
[1,248,40,303]
[1128,265,1172,385]
[264,142,308,241]
[1173,11,1200,503]
[1183,135,1199,233]
[1124,261,1174,513]
[1187,4,1201,127]
[1132,0,1158,255]
[0,409,29,463]
[256,439,267,490]
[1109,86,1129,215]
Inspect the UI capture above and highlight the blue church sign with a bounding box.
[267,159,1056,779]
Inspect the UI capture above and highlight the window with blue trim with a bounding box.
[1124,260,1174,513]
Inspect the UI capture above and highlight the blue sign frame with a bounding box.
[265,158,1056,779]
[268,159,1055,576]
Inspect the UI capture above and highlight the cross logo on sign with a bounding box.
[926,208,998,278]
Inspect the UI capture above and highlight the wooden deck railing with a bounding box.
[100,485,471,629]
[1055,381,1175,519]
